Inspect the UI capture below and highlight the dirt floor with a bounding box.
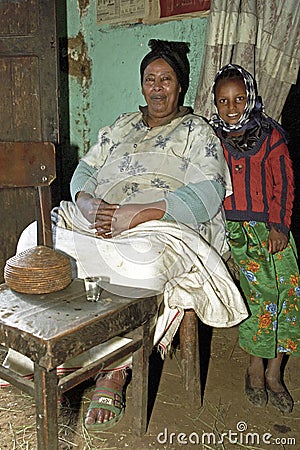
[0,324,299,450]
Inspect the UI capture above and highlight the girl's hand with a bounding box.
[268,227,288,254]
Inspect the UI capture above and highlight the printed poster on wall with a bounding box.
[95,0,210,25]
[160,0,211,18]
[96,0,146,24]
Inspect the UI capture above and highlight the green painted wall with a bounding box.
[64,3,208,157]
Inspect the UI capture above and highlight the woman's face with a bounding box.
[142,58,181,126]
[215,77,247,125]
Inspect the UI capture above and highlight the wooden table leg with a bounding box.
[34,364,59,450]
[131,321,151,436]
[180,309,201,408]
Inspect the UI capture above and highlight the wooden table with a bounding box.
[0,279,157,449]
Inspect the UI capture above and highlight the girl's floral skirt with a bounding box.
[227,220,300,358]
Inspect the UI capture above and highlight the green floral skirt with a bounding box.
[226,220,300,359]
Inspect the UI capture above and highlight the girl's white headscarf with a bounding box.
[210,64,261,133]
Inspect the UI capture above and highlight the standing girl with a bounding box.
[210,63,300,414]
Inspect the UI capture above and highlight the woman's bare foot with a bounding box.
[85,369,127,426]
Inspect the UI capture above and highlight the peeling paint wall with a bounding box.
[77,0,90,17]
[68,31,91,84]
[64,2,208,157]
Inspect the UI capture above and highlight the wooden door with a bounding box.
[0,0,59,281]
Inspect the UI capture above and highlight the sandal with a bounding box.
[85,386,125,430]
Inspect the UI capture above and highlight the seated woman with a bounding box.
[5,40,248,430]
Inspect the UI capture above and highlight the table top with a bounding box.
[0,279,158,369]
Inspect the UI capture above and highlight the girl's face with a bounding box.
[215,77,247,125]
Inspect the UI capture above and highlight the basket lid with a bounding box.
[4,246,72,294]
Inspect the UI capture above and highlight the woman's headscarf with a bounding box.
[210,63,262,133]
[140,39,190,105]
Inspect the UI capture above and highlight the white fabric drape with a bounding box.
[194,0,300,121]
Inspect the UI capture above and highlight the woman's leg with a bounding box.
[85,369,128,425]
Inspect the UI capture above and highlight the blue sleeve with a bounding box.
[70,160,98,202]
[161,180,225,225]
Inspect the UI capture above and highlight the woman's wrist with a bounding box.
[75,191,94,202]
[142,200,166,222]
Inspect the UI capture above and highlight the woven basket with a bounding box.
[4,246,72,294]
